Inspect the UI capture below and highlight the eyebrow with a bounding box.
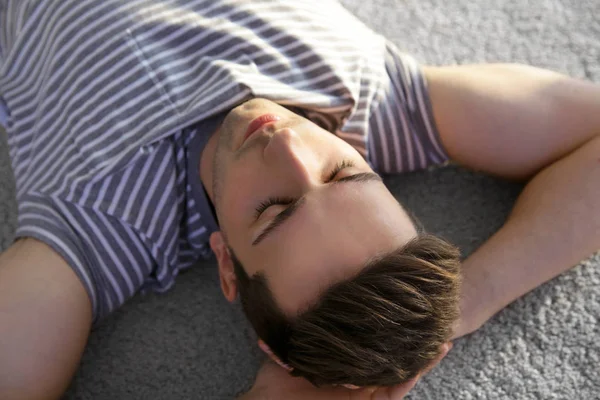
[251,172,383,246]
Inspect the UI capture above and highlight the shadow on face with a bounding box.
[209,98,417,314]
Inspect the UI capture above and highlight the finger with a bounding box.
[421,341,454,377]
[387,375,420,399]
[369,375,420,400]
[347,386,377,400]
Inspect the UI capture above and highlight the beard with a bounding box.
[210,112,238,227]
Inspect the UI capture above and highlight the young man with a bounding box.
[0,1,599,399]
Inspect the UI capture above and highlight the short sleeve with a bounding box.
[15,193,155,323]
[11,124,210,325]
[367,42,449,173]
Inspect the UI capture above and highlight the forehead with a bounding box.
[258,182,417,315]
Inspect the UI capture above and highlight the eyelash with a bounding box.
[253,159,355,219]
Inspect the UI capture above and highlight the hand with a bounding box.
[240,342,453,400]
[450,304,480,341]
[240,361,420,400]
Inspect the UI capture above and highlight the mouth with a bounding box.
[244,114,281,143]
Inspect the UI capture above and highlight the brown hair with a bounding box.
[232,234,461,387]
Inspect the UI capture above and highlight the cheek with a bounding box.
[218,168,259,227]
[223,167,263,198]
[320,134,370,166]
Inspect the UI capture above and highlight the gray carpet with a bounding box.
[1,0,599,399]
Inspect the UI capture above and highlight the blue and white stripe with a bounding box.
[0,0,448,323]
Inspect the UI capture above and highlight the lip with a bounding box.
[244,114,281,143]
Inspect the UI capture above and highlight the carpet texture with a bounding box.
[1,0,599,399]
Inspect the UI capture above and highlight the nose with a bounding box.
[263,127,320,190]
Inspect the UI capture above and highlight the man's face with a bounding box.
[210,98,417,314]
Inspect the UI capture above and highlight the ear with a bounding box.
[258,339,294,372]
[209,231,237,303]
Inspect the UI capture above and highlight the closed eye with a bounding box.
[253,159,356,219]
[251,171,383,246]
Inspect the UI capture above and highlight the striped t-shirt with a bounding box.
[0,0,448,323]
